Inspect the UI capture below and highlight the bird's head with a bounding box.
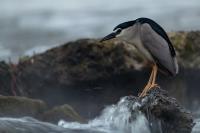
[100,20,137,43]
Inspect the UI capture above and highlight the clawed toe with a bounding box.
[149,84,160,89]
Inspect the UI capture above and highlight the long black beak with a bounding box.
[100,32,116,42]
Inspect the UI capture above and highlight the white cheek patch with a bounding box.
[116,31,124,38]
[115,25,139,42]
[119,28,134,41]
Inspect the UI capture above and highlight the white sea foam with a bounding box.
[192,119,200,133]
[58,96,150,133]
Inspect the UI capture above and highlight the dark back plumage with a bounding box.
[113,20,136,31]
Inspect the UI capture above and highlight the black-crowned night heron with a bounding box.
[100,17,178,97]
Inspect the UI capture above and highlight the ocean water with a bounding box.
[0,0,200,61]
[193,119,200,133]
[0,96,198,133]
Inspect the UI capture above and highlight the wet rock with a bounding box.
[41,104,85,124]
[0,95,47,118]
[17,39,142,84]
[0,95,85,124]
[0,61,13,95]
[15,31,200,86]
[137,87,194,133]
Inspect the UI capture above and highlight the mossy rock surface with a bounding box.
[0,95,47,118]
[17,31,200,84]
[17,39,143,83]
[169,31,200,68]
[0,96,84,124]
[41,104,85,124]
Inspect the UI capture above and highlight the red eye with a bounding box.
[116,28,122,34]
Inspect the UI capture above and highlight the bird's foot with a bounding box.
[139,83,151,97]
[149,83,160,90]
[139,84,160,97]
[139,89,148,97]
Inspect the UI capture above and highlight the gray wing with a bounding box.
[140,23,178,76]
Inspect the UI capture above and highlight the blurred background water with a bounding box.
[0,0,200,61]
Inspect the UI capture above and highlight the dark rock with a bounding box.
[0,95,84,124]
[137,87,194,133]
[0,61,14,95]
[16,39,142,84]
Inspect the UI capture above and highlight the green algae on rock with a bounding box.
[0,95,47,118]
[169,31,200,68]
[41,104,85,124]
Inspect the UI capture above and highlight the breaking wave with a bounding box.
[58,96,151,133]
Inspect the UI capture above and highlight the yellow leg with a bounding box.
[148,64,159,89]
[139,67,154,97]
[139,64,159,97]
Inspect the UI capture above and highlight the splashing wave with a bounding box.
[58,96,150,133]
